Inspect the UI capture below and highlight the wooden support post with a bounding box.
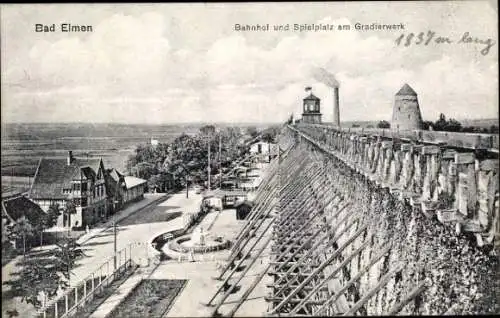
[74,286,78,309]
[270,224,368,313]
[388,283,427,315]
[315,244,392,315]
[273,212,359,290]
[83,276,87,300]
[223,180,319,279]
[290,239,371,314]
[207,218,275,305]
[273,201,350,271]
[208,234,274,310]
[65,294,68,315]
[225,186,278,265]
[226,263,273,317]
[344,262,404,316]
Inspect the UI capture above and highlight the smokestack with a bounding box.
[333,87,340,127]
[67,151,74,165]
[310,67,341,127]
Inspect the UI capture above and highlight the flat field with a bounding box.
[0,123,205,177]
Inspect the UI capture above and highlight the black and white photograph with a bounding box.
[1,2,498,317]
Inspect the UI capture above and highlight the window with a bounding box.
[73,183,81,191]
[81,197,88,206]
[408,115,411,119]
[81,182,87,192]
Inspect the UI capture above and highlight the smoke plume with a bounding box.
[311,67,340,88]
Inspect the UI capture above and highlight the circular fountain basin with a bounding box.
[168,234,231,254]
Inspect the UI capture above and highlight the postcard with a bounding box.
[1,2,498,318]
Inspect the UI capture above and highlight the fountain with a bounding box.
[167,225,231,254]
[186,226,207,247]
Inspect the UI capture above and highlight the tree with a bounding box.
[39,203,60,246]
[4,244,73,309]
[63,200,77,236]
[5,256,65,309]
[246,126,259,138]
[433,113,462,132]
[131,162,157,180]
[53,236,81,286]
[7,216,33,258]
[376,120,390,129]
[446,118,462,132]
[200,125,216,136]
[421,120,434,130]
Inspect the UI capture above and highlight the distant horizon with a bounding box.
[1,121,284,126]
[1,117,497,126]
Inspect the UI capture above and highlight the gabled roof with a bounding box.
[104,168,125,197]
[124,176,147,189]
[29,157,104,200]
[303,93,320,101]
[396,83,417,96]
[2,196,46,225]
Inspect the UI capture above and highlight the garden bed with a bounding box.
[107,279,187,318]
[71,264,138,318]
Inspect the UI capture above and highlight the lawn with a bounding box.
[107,279,187,318]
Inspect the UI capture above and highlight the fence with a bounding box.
[36,242,150,318]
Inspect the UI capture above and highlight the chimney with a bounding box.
[67,151,74,165]
[333,86,340,127]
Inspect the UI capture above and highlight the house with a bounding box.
[123,176,147,203]
[235,200,254,220]
[201,192,223,212]
[203,189,247,209]
[105,168,125,212]
[2,195,47,247]
[29,151,108,229]
[249,141,279,162]
[105,168,147,208]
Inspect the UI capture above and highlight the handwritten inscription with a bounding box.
[395,31,495,56]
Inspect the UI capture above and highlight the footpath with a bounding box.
[75,193,167,245]
[88,189,203,318]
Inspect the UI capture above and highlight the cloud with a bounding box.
[2,9,498,124]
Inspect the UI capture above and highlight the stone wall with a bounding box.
[280,124,499,315]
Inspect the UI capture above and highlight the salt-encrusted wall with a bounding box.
[282,125,499,315]
[292,124,499,248]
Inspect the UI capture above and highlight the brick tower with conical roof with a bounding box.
[391,83,423,131]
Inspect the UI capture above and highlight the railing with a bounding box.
[36,243,144,318]
[299,123,499,151]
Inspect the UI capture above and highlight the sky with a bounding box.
[1,1,498,124]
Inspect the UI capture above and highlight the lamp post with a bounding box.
[113,208,117,271]
[113,178,121,271]
[219,132,222,189]
[207,137,211,190]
